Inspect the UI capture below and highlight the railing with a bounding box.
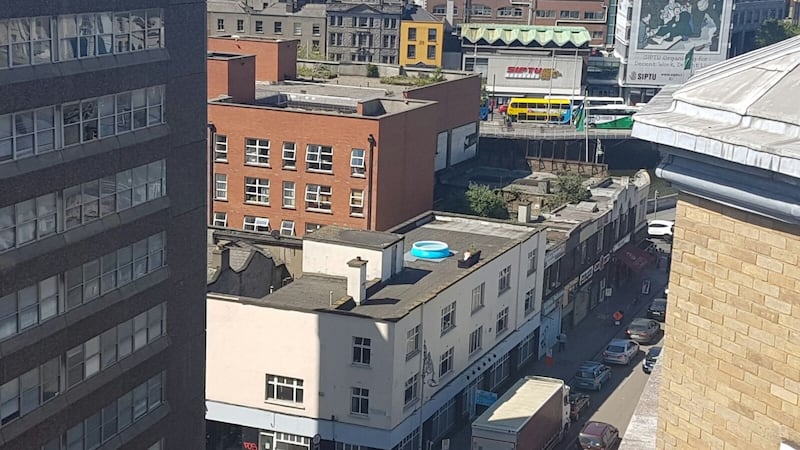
[479,121,633,140]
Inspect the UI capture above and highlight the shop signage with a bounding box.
[579,266,594,286]
[602,253,611,266]
[612,234,631,252]
[476,389,498,406]
[545,243,565,268]
[593,261,602,273]
[505,66,562,80]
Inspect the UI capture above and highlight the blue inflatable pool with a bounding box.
[411,241,450,259]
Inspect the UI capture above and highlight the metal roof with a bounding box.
[472,376,564,434]
[460,24,591,48]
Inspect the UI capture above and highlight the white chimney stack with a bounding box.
[518,203,531,223]
[446,0,455,25]
[347,257,368,305]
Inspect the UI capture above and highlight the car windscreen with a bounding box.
[650,301,667,310]
[577,370,595,378]
[647,348,662,358]
[628,324,648,331]
[580,434,603,446]
[607,345,626,353]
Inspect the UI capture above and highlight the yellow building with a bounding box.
[400,14,445,67]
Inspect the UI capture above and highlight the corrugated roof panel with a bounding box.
[460,24,590,48]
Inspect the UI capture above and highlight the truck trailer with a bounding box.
[471,376,571,450]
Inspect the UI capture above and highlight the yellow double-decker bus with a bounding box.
[506,98,574,123]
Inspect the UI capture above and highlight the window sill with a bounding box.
[244,202,270,207]
[265,400,305,410]
[468,349,482,359]
[403,399,420,411]
[498,287,510,296]
[214,159,228,164]
[496,329,508,338]
[282,206,296,210]
[524,309,536,317]
[349,412,370,420]
[214,198,228,202]
[351,173,366,178]
[440,325,455,337]
[351,363,372,369]
[405,350,420,361]
[282,166,297,171]
[527,270,535,276]
[350,213,365,218]
[245,163,271,168]
[470,305,485,315]
[307,169,334,175]
[306,208,333,214]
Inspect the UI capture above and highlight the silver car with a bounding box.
[626,318,661,344]
[602,339,639,365]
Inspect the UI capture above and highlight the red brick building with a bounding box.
[208,52,446,237]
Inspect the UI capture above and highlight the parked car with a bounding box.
[647,298,668,322]
[643,346,663,374]
[577,421,620,450]
[569,393,591,422]
[602,339,639,365]
[626,318,661,344]
[573,361,612,391]
[648,220,674,239]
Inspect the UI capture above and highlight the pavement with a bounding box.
[443,260,671,450]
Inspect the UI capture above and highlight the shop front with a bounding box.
[538,289,564,358]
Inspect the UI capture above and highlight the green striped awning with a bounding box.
[460,24,591,48]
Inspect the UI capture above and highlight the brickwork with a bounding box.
[659,193,800,449]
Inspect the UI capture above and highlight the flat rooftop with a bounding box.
[231,214,541,321]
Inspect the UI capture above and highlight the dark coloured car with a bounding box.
[569,393,591,422]
[626,318,661,344]
[577,421,620,450]
[573,361,612,391]
[647,298,668,322]
[643,346,663,374]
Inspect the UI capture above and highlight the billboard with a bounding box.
[485,54,584,96]
[626,0,732,86]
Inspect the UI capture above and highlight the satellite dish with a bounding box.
[270,230,281,239]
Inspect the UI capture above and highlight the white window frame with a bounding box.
[243,216,270,232]
[245,138,270,166]
[213,212,227,227]
[471,283,484,313]
[468,326,482,355]
[305,184,332,212]
[217,18,224,31]
[404,373,419,406]
[282,142,296,168]
[282,181,295,208]
[496,307,509,336]
[213,134,227,161]
[498,265,511,295]
[245,177,270,205]
[350,387,369,415]
[524,288,536,315]
[305,144,333,172]
[350,149,366,176]
[352,336,371,366]
[349,189,364,217]
[214,173,227,200]
[439,347,454,376]
[405,325,420,359]
[527,249,537,275]
[441,301,456,334]
[279,220,295,236]
[266,374,304,404]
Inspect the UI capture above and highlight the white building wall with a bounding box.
[302,240,387,281]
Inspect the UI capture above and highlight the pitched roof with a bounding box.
[460,24,591,48]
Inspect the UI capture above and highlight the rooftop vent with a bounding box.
[410,241,450,259]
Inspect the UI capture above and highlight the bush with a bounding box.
[465,183,510,219]
[366,64,379,78]
[549,174,592,207]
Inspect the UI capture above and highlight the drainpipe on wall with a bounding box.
[207,122,217,226]
[366,134,377,230]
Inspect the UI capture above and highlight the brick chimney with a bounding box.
[346,257,368,305]
[207,53,256,104]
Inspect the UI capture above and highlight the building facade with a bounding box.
[399,17,446,67]
[326,1,405,63]
[208,0,328,58]
[206,213,547,450]
[728,0,787,56]
[631,37,800,449]
[0,2,207,449]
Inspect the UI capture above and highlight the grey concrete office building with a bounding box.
[0,2,207,450]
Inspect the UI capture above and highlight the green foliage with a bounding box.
[549,174,592,207]
[297,44,325,61]
[296,64,336,79]
[465,183,510,219]
[755,19,800,48]
[366,64,380,78]
[380,69,446,87]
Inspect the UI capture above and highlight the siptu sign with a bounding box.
[505,66,562,80]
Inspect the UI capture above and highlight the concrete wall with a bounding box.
[659,194,800,449]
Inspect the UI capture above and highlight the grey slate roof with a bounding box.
[632,35,800,180]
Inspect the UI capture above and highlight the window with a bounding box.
[427,45,436,59]
[381,55,396,64]
[306,144,333,172]
[440,301,456,334]
[305,223,322,234]
[382,35,396,49]
[305,184,332,212]
[439,347,454,376]
[406,45,416,58]
[217,18,225,31]
[406,325,420,358]
[356,17,371,28]
[527,250,537,275]
[431,5,458,15]
[591,30,604,39]
[274,22,282,33]
[497,7,523,17]
[213,212,227,227]
[384,18,398,28]
[496,307,509,335]
[214,173,227,200]
[535,9,555,17]
[498,266,511,294]
[469,326,483,355]
[584,10,604,19]
[280,220,295,236]
[0,276,59,340]
[245,138,270,165]
[404,373,419,405]
[427,28,438,41]
[470,5,492,16]
[350,149,366,176]
[1,357,61,426]
[266,375,304,404]
[312,24,321,35]
[560,10,580,18]
[214,135,228,161]
[245,177,270,205]
[237,19,244,32]
[350,387,369,415]
[243,216,270,232]
[293,22,302,35]
[471,283,484,313]
[330,32,343,46]
[282,142,296,168]
[0,107,56,161]
[349,190,364,217]
[329,15,343,26]
[255,20,263,33]
[0,194,57,252]
[524,288,536,315]
[282,181,295,208]
[352,337,371,365]
[408,27,417,40]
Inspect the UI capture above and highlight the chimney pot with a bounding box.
[347,257,368,305]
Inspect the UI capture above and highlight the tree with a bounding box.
[550,174,592,207]
[465,183,509,219]
[755,19,800,48]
